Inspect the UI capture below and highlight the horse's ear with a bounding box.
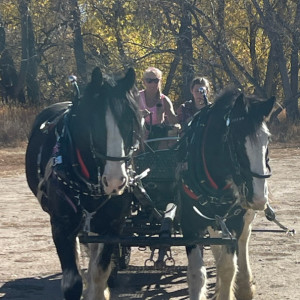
[232,93,246,114]
[84,67,103,98]
[121,68,136,91]
[91,67,103,86]
[262,96,276,117]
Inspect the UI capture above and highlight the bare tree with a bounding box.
[18,0,40,104]
[0,14,25,103]
[251,0,299,120]
[68,0,87,84]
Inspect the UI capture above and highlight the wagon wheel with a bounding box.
[119,245,131,270]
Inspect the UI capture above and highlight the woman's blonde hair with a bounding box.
[143,67,162,80]
[143,67,163,93]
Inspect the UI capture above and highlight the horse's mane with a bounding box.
[81,70,142,143]
[211,87,268,139]
[108,82,142,139]
[212,87,239,112]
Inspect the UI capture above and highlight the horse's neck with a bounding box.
[204,128,233,189]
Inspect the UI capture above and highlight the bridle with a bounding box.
[224,115,272,184]
[89,131,139,163]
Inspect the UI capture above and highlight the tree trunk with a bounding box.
[264,45,278,98]
[18,0,40,104]
[178,2,194,102]
[69,0,87,84]
[163,49,180,97]
[289,1,300,120]
[0,15,25,103]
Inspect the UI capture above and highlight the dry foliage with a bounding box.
[0,104,42,147]
[0,104,299,148]
[269,120,300,145]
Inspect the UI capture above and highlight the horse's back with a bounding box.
[25,101,71,196]
[28,101,71,139]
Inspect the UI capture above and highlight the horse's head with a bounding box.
[69,67,142,196]
[231,93,275,209]
[211,90,276,210]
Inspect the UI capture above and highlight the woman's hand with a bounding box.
[141,109,151,118]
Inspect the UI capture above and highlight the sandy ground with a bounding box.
[0,145,299,299]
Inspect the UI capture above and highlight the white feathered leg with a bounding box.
[186,245,207,300]
[235,209,256,300]
[85,243,111,300]
[208,227,237,300]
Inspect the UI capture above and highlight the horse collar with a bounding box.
[201,117,231,191]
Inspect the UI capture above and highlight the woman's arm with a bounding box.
[163,95,178,124]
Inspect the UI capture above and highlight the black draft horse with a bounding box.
[25,67,142,300]
[178,89,275,300]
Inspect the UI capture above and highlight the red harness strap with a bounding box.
[202,144,218,190]
[76,148,90,179]
[182,183,199,200]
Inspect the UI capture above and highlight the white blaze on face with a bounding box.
[245,123,270,210]
[101,106,128,195]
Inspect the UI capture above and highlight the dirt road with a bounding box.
[0,145,299,299]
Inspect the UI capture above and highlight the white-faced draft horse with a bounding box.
[25,67,142,300]
[178,89,275,300]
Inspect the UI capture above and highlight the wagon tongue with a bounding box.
[264,204,296,236]
[134,168,150,182]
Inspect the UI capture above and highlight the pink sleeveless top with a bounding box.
[139,90,166,125]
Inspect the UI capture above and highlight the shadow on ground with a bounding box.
[0,273,62,300]
[110,266,216,299]
[0,267,216,299]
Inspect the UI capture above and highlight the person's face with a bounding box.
[143,74,160,92]
[191,84,208,106]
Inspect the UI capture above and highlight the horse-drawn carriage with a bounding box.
[25,67,293,300]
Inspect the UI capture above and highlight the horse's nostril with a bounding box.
[118,177,127,190]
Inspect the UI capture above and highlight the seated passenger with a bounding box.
[139,67,179,149]
[177,76,211,133]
